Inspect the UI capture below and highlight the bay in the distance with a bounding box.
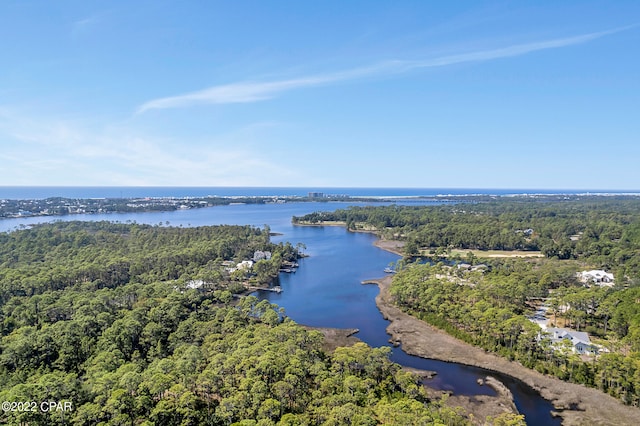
[0,187,571,423]
[1,186,635,200]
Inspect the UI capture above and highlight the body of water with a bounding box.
[0,193,560,424]
[1,185,636,200]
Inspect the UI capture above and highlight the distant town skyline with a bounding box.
[1,1,639,189]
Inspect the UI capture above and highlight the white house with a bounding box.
[236,260,254,270]
[579,270,614,287]
[186,279,205,289]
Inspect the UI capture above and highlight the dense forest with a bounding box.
[0,194,379,219]
[293,196,640,281]
[0,196,272,218]
[294,197,640,405]
[0,221,472,425]
[390,261,640,405]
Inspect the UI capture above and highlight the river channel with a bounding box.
[0,201,560,425]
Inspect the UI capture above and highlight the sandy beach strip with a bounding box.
[373,238,405,256]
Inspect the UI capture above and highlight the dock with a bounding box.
[280,261,299,273]
[246,285,283,293]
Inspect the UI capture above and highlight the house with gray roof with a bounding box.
[542,327,598,355]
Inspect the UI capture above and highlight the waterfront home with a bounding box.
[236,260,254,270]
[253,250,272,261]
[224,260,255,274]
[542,327,598,355]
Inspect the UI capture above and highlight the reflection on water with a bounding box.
[262,228,498,396]
[260,218,561,425]
[0,201,560,424]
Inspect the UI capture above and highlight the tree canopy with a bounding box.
[296,197,640,406]
[294,196,640,283]
[0,221,470,425]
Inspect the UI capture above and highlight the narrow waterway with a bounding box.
[259,225,560,425]
[0,201,560,424]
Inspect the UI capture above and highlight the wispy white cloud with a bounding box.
[73,17,97,28]
[0,110,297,186]
[71,15,101,36]
[136,64,392,113]
[137,26,631,113]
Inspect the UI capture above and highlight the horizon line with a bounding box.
[1,185,639,191]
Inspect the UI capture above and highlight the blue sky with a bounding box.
[1,1,638,189]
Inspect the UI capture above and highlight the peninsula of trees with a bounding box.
[0,221,469,425]
[0,194,377,220]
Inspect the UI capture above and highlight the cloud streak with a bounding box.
[137,26,631,113]
[0,109,299,186]
[136,63,393,113]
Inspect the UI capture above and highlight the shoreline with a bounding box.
[372,238,405,256]
[301,326,361,353]
[365,272,640,425]
[302,325,519,423]
[296,222,640,423]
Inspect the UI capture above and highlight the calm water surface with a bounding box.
[0,201,559,425]
[0,185,615,199]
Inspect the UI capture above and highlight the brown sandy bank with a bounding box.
[302,326,360,352]
[304,326,518,423]
[293,220,347,227]
[303,326,435,376]
[365,275,640,425]
[373,238,405,256]
[434,375,520,425]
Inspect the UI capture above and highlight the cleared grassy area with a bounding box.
[294,220,346,226]
[441,249,544,258]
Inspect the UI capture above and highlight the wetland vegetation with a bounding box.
[295,196,640,408]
